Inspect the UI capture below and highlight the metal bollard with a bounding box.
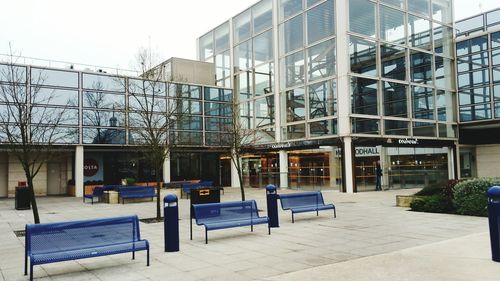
[164,194,179,252]
[487,186,500,262]
[266,184,279,228]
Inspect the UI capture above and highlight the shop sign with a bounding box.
[398,138,419,145]
[84,158,99,177]
[335,147,380,157]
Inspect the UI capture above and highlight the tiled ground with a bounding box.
[0,187,488,281]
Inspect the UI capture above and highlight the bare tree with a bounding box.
[127,48,184,219]
[0,49,76,223]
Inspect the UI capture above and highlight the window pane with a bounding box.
[408,15,431,50]
[412,86,434,120]
[380,6,405,44]
[459,87,490,105]
[471,36,488,53]
[349,0,376,38]
[351,77,378,115]
[35,88,79,107]
[413,122,435,137]
[433,23,453,57]
[32,106,79,126]
[83,73,124,92]
[309,80,336,119]
[436,90,455,122]
[214,22,230,53]
[83,91,124,109]
[352,118,379,134]
[237,72,252,100]
[281,15,304,54]
[310,119,337,137]
[286,123,306,139]
[253,0,273,34]
[0,64,26,83]
[432,0,452,24]
[84,110,125,127]
[458,69,489,89]
[254,30,273,65]
[199,32,214,61]
[282,51,305,88]
[456,15,484,35]
[460,104,491,121]
[215,51,231,86]
[438,123,455,138]
[410,51,433,84]
[350,36,377,76]
[255,96,275,127]
[255,63,274,96]
[307,0,335,44]
[280,0,303,20]
[234,9,252,44]
[234,40,253,71]
[240,101,254,129]
[31,68,78,88]
[492,49,500,66]
[308,39,336,81]
[383,81,407,117]
[385,120,409,135]
[408,0,429,17]
[486,9,500,26]
[381,44,406,81]
[492,32,500,48]
[204,87,231,101]
[286,88,305,122]
[434,56,453,89]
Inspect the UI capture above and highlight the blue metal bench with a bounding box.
[24,215,149,281]
[118,186,156,204]
[191,200,270,244]
[279,191,336,223]
[83,186,104,204]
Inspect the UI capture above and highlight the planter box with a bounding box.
[396,195,417,207]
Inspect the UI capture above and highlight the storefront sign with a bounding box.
[84,158,99,177]
[398,138,419,145]
[335,147,380,157]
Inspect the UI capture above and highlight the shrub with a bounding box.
[125,178,136,186]
[410,194,455,214]
[414,182,445,196]
[453,178,500,217]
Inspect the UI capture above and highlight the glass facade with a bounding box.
[0,63,232,147]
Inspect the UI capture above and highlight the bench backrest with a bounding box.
[279,191,325,210]
[92,186,105,196]
[192,200,261,225]
[26,215,142,255]
[118,186,154,195]
[198,181,213,187]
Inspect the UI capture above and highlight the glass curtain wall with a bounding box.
[348,0,456,139]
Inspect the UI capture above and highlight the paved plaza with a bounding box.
[0,187,498,281]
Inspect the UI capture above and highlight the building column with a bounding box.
[75,146,84,198]
[380,146,390,189]
[342,137,355,193]
[279,150,288,189]
[329,146,339,189]
[447,146,455,180]
[163,152,171,183]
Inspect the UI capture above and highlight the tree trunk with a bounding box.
[26,176,40,224]
[236,157,245,201]
[156,169,161,219]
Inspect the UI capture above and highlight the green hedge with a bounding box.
[410,194,454,214]
[453,178,500,217]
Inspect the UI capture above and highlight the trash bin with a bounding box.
[190,186,221,240]
[266,184,279,228]
[15,186,31,210]
[164,194,179,252]
[487,186,500,262]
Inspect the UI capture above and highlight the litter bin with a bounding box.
[487,186,500,262]
[164,194,179,252]
[15,186,31,210]
[190,186,221,240]
[266,184,279,228]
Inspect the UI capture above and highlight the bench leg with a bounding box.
[30,263,33,281]
[190,218,193,240]
[205,228,208,244]
[251,223,253,232]
[334,208,336,218]
[268,225,271,235]
[24,254,27,276]
[292,213,295,223]
[317,209,319,216]
[132,250,135,260]
[147,247,150,266]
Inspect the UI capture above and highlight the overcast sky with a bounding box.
[0,0,498,71]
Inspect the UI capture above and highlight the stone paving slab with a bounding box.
[0,187,489,280]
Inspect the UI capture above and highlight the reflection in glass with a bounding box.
[204,87,232,101]
[434,56,453,89]
[432,0,452,24]
[385,120,409,135]
[309,80,336,119]
[410,51,432,84]
[412,86,434,120]
[0,64,26,83]
[83,73,124,92]
[438,123,455,138]
[352,118,379,134]
[351,77,378,115]
[214,22,229,53]
[205,102,231,117]
[205,132,229,146]
[492,32,500,48]
[205,117,231,131]
[408,15,431,50]
[169,84,201,99]
[254,30,273,65]
[349,0,375,37]
[308,39,335,81]
[413,122,435,137]
[255,63,273,96]
[280,0,302,20]
[436,90,454,122]
[457,52,488,72]
[381,0,405,9]
[234,9,251,44]
[455,15,484,35]
[237,72,252,100]
[35,126,78,144]
[255,96,274,127]
[459,87,490,105]
[460,104,491,121]
[286,88,305,122]
[253,0,272,34]
[176,116,202,131]
[350,37,377,76]
[381,44,406,81]
[310,119,336,137]
[31,68,78,88]
[383,82,407,117]
[286,123,306,140]
[83,126,126,145]
[199,31,214,61]
[32,107,79,126]
[380,6,405,44]
[433,23,453,57]
[240,101,254,129]
[458,69,489,89]
[408,0,429,16]
[35,88,79,107]
[281,15,303,54]
[282,51,305,88]
[307,0,334,44]
[170,131,203,145]
[234,40,253,71]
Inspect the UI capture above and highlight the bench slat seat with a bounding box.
[25,216,149,281]
[279,191,336,223]
[192,200,270,243]
[118,186,155,204]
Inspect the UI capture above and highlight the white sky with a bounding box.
[0,0,498,71]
